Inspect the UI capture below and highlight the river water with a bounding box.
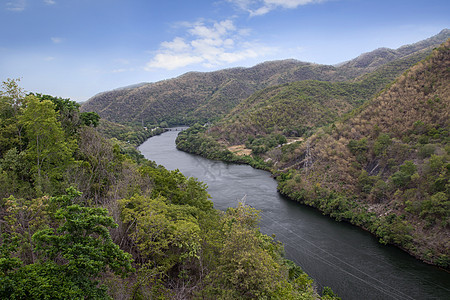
[138,128,450,300]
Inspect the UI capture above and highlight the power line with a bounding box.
[257,209,416,300]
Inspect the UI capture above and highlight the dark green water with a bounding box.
[139,128,450,300]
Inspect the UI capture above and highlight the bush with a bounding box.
[419,144,436,158]
[373,133,392,156]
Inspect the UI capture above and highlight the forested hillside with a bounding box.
[201,49,432,147]
[176,40,450,267]
[81,30,449,128]
[272,40,450,266]
[0,80,340,299]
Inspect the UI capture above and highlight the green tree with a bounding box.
[33,93,83,135]
[391,160,417,188]
[19,96,76,194]
[202,204,285,299]
[0,78,25,116]
[0,78,25,154]
[80,111,100,127]
[373,133,392,156]
[0,188,134,299]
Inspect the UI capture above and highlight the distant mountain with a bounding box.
[203,49,434,146]
[112,82,150,91]
[81,29,449,126]
[336,29,450,77]
[82,60,331,125]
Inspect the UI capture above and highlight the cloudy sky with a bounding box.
[1,0,449,102]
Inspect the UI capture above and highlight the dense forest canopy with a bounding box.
[0,79,340,299]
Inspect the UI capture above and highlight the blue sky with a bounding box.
[1,0,449,102]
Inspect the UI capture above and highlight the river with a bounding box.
[138,128,450,300]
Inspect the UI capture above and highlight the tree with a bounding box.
[80,111,100,127]
[0,78,25,154]
[19,96,76,194]
[391,160,417,188]
[33,93,82,135]
[0,78,25,116]
[0,188,134,299]
[202,204,286,299]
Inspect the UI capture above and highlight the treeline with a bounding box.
[0,80,339,299]
[96,119,165,146]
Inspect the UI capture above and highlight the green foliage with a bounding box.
[31,93,84,136]
[139,163,212,211]
[373,133,392,156]
[80,111,100,127]
[0,78,25,116]
[0,80,329,298]
[176,124,236,161]
[322,286,342,300]
[375,214,413,246]
[120,195,201,259]
[348,138,368,163]
[199,203,319,299]
[420,192,449,225]
[0,79,24,156]
[358,170,377,194]
[1,188,134,299]
[19,96,77,195]
[390,161,417,188]
[246,133,287,154]
[96,118,164,146]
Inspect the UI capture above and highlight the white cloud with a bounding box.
[146,19,274,71]
[227,0,325,16]
[44,0,56,5]
[51,37,63,44]
[147,53,203,70]
[265,0,320,8]
[161,37,190,52]
[6,0,26,12]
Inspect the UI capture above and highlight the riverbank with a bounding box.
[139,129,450,299]
[174,125,450,269]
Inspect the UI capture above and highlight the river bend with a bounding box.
[138,128,450,300]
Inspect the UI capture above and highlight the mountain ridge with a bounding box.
[81,29,449,127]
